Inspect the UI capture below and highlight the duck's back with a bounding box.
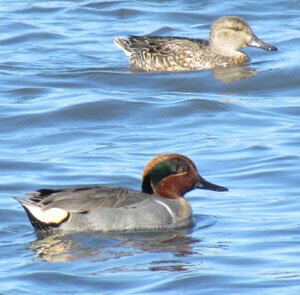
[115,36,211,71]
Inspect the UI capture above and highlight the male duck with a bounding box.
[15,154,228,232]
[115,16,277,72]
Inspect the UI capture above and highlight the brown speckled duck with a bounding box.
[115,16,277,72]
[14,154,228,232]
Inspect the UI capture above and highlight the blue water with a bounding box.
[1,0,300,294]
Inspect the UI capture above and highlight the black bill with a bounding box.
[195,176,228,192]
[248,35,277,51]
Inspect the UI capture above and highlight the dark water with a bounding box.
[1,0,300,294]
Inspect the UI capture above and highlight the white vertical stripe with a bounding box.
[155,199,175,219]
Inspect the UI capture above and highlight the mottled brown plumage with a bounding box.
[115,16,277,72]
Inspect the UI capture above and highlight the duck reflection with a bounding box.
[29,228,199,264]
[211,65,259,83]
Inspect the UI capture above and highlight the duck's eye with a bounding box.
[177,167,187,173]
[233,26,242,31]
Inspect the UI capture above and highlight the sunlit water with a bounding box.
[1,0,300,294]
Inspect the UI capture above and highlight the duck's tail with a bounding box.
[13,197,68,231]
[114,37,133,57]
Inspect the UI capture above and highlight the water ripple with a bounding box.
[1,0,300,294]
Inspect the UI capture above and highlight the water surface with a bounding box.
[1,0,300,294]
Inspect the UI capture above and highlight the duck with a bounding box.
[14,154,228,232]
[114,16,277,72]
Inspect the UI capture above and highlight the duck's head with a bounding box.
[209,16,277,56]
[141,154,228,199]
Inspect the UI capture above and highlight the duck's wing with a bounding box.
[115,36,209,71]
[115,36,209,55]
[20,186,147,212]
[14,186,148,229]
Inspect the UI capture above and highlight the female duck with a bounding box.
[15,154,228,232]
[115,16,277,72]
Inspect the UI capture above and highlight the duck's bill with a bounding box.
[195,176,228,192]
[248,35,277,51]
